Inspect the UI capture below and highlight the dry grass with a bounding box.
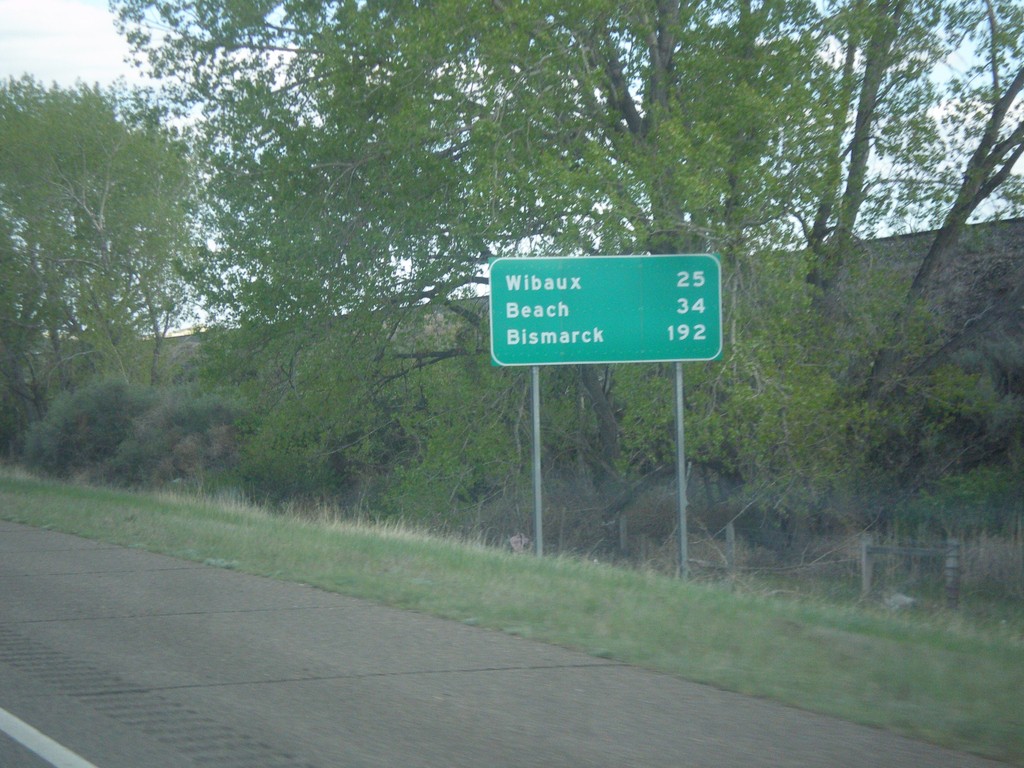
[1,468,1023,764]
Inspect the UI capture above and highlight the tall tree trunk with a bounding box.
[866,66,1024,398]
[579,365,621,488]
[809,0,907,290]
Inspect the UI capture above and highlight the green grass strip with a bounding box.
[1,470,1021,764]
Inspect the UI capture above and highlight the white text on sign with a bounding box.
[504,274,583,291]
[507,328,605,345]
[506,302,571,319]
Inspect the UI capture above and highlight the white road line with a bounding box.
[0,706,100,768]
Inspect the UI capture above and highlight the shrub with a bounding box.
[107,388,242,486]
[898,465,1024,536]
[24,380,156,478]
[23,381,242,487]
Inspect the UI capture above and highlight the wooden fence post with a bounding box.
[726,522,736,586]
[860,533,874,598]
[945,538,960,610]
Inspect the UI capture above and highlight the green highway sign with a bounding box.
[489,254,722,366]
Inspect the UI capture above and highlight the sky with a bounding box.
[0,0,146,87]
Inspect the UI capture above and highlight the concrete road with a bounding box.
[0,521,1005,767]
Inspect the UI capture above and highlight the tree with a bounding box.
[113,0,1024,535]
[113,0,829,479]
[865,3,1024,395]
[0,78,199,452]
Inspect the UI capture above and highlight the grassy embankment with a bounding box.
[1,468,1021,764]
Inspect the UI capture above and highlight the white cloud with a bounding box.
[0,0,146,87]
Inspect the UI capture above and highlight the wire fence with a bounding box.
[613,521,1023,606]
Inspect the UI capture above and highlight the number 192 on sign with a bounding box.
[668,323,707,342]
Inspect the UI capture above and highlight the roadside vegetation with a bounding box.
[1,468,1021,765]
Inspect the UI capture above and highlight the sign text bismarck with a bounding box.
[489,254,722,366]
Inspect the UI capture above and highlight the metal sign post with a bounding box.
[675,362,688,579]
[531,365,544,557]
